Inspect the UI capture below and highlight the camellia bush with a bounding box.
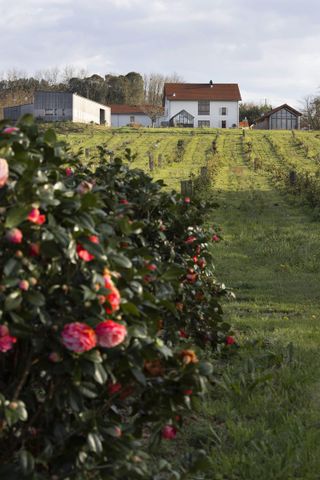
[0,117,233,479]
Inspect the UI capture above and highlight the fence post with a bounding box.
[84,148,90,159]
[148,152,154,171]
[180,180,193,197]
[289,170,297,185]
[200,166,208,178]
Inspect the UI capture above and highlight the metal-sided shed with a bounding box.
[3,91,111,126]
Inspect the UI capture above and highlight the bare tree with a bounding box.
[144,72,183,106]
[301,94,320,130]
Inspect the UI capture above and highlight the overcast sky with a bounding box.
[0,0,319,109]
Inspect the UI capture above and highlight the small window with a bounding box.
[221,120,227,128]
[198,101,210,115]
[220,107,227,115]
[130,115,135,123]
[45,109,54,116]
[198,120,210,128]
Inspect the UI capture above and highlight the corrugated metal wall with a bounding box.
[3,104,34,121]
[34,91,73,122]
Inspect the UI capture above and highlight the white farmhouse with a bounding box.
[163,81,242,128]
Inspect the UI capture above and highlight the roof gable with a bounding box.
[164,83,241,102]
[256,104,302,122]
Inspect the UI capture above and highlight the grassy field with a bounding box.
[59,124,320,478]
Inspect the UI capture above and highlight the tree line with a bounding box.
[0,67,182,118]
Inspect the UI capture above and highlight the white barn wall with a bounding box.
[166,99,239,128]
[111,114,152,127]
[72,95,111,126]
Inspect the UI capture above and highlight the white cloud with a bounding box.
[0,0,319,106]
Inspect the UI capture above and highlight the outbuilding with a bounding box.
[254,104,302,130]
[4,91,111,126]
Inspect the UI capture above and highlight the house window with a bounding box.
[220,107,227,115]
[198,101,210,115]
[130,115,135,123]
[221,120,227,128]
[198,120,210,128]
[45,109,54,116]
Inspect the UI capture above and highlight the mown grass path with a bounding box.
[196,132,320,479]
[194,134,320,480]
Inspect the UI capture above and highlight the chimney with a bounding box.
[209,80,213,85]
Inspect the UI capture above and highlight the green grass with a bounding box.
[178,132,320,479]
[57,123,320,477]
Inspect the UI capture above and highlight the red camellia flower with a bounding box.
[0,325,17,353]
[179,329,189,338]
[195,245,201,255]
[29,243,40,256]
[107,382,122,395]
[198,258,207,269]
[226,336,236,345]
[146,263,157,271]
[95,320,127,348]
[61,322,97,353]
[88,235,99,244]
[65,167,73,176]
[104,275,121,314]
[161,425,177,440]
[185,235,197,244]
[119,198,129,205]
[0,158,9,188]
[184,196,191,203]
[183,389,193,396]
[193,255,198,263]
[212,234,220,242]
[27,208,46,225]
[6,228,23,244]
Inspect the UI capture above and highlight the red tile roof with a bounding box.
[110,104,164,114]
[164,83,242,101]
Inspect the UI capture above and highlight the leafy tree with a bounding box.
[240,102,273,126]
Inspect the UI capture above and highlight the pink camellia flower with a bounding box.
[107,382,122,395]
[6,228,23,244]
[95,320,127,348]
[3,127,19,134]
[27,208,46,225]
[185,236,197,244]
[61,322,97,353]
[76,181,93,195]
[113,426,122,438]
[184,196,191,203]
[0,325,17,353]
[19,280,29,291]
[48,352,62,363]
[212,234,220,242]
[29,243,40,256]
[0,158,9,188]
[226,336,236,345]
[161,425,177,440]
[65,167,73,177]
